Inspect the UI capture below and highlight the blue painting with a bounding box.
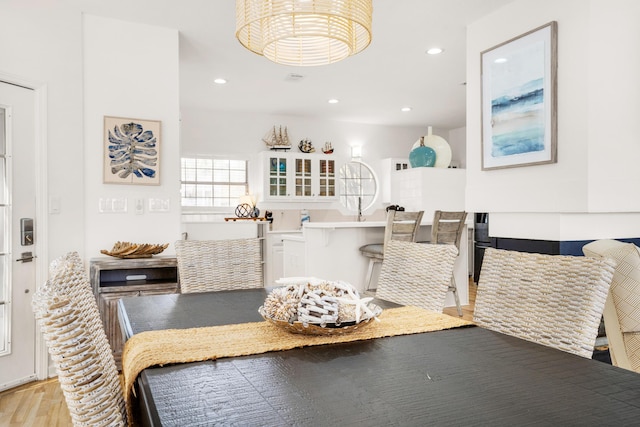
[104,117,161,185]
[491,77,544,157]
[481,22,557,170]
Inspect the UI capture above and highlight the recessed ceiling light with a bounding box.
[328,99,339,104]
[401,107,412,112]
[214,78,227,84]
[426,47,443,55]
[494,58,508,64]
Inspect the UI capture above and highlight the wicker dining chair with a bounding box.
[32,252,127,427]
[175,238,263,293]
[375,240,459,313]
[430,210,467,316]
[474,248,615,358]
[359,210,424,290]
[583,239,640,372]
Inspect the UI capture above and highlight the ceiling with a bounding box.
[68,0,514,129]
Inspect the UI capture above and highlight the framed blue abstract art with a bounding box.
[481,21,557,170]
[103,116,161,185]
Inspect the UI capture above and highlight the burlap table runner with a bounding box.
[122,306,473,425]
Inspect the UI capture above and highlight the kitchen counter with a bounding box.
[282,221,470,306]
[303,221,388,228]
[281,234,305,242]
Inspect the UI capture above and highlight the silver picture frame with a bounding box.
[481,21,558,170]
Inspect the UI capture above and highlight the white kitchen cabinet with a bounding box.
[265,231,302,286]
[282,234,307,278]
[261,152,338,201]
[271,243,284,284]
[264,153,290,198]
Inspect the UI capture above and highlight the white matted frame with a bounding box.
[481,21,557,171]
[103,116,161,185]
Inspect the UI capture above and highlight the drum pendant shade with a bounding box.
[236,0,373,66]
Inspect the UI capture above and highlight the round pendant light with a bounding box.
[236,0,373,66]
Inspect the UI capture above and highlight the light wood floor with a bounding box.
[0,279,477,427]
[0,377,72,427]
[443,278,476,321]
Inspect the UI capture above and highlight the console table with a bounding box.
[90,256,179,369]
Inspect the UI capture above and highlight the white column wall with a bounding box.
[466,0,640,241]
[83,15,181,257]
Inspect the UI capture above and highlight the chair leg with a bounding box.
[364,259,376,291]
[449,276,463,316]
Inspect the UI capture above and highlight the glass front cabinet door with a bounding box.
[263,152,339,201]
[268,155,289,198]
[318,158,336,198]
[295,157,312,197]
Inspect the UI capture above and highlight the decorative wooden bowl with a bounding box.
[100,241,169,259]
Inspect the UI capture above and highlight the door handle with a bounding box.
[16,251,36,263]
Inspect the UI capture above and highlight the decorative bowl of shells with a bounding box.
[100,241,169,259]
[259,277,382,335]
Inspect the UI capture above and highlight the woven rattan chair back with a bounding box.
[474,248,615,358]
[375,240,458,313]
[583,239,640,372]
[359,210,424,290]
[32,252,127,427]
[431,210,467,316]
[431,210,467,250]
[175,238,263,293]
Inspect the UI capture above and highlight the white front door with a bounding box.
[0,81,38,390]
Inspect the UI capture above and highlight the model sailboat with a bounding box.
[262,126,291,150]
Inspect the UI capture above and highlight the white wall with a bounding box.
[0,3,85,261]
[447,126,466,169]
[466,0,640,240]
[586,0,640,212]
[83,15,181,257]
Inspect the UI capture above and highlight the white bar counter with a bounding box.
[282,220,469,307]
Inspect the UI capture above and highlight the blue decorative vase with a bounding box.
[409,137,437,167]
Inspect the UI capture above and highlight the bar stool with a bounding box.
[430,210,467,316]
[359,209,424,290]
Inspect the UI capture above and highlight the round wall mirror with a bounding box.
[339,161,378,212]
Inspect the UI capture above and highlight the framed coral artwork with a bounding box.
[481,21,557,170]
[103,116,161,185]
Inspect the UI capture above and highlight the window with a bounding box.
[181,157,248,208]
[339,161,378,212]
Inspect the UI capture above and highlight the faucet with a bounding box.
[357,196,363,222]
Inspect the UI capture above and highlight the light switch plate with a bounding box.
[148,198,170,212]
[98,198,128,213]
[49,196,61,214]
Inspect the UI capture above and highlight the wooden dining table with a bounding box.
[118,289,640,427]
